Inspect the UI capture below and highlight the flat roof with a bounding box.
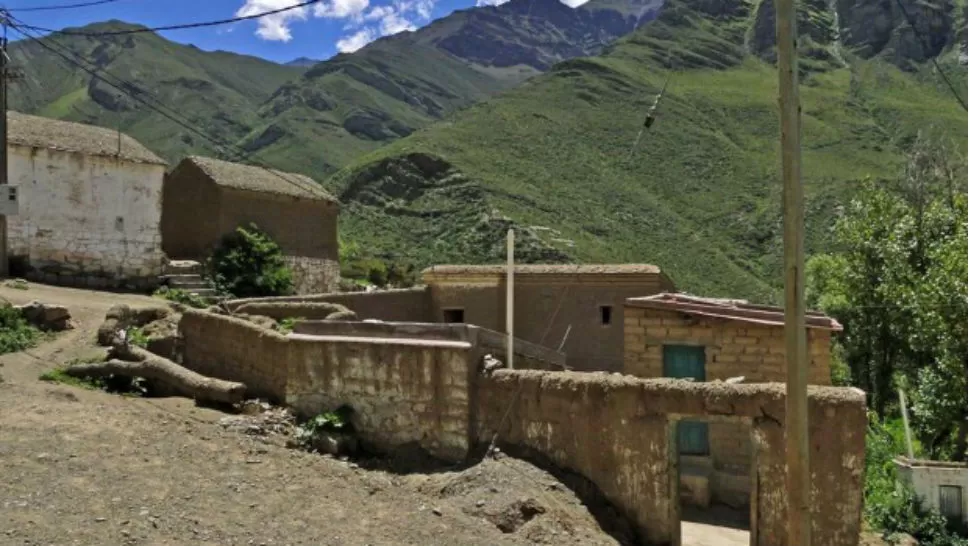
[423,264,662,276]
[626,293,843,331]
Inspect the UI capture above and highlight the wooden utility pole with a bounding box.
[774,0,810,543]
[0,27,9,278]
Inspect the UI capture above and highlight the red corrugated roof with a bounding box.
[625,293,843,331]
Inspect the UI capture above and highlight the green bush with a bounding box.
[209,223,294,298]
[0,304,41,355]
[153,286,208,309]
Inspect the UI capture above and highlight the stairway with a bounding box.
[159,260,219,300]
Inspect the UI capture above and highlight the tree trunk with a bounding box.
[65,343,246,404]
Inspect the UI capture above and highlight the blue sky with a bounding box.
[4,0,515,63]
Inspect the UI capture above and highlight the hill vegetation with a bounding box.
[326,0,967,300]
[7,21,304,162]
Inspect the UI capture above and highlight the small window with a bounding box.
[443,308,464,323]
[939,485,963,522]
[600,305,612,326]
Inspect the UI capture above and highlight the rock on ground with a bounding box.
[15,301,73,331]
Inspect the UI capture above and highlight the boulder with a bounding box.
[16,301,72,331]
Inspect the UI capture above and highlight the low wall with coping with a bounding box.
[226,287,432,322]
[474,372,866,546]
[178,310,866,546]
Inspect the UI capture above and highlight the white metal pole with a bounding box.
[899,388,915,459]
[506,228,514,370]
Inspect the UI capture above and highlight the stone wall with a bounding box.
[282,255,340,295]
[227,287,433,322]
[475,371,867,546]
[7,146,166,288]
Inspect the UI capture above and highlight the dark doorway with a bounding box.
[442,308,464,323]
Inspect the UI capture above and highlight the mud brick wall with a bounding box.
[474,372,866,546]
[178,310,475,461]
[623,306,834,495]
[284,336,473,461]
[226,287,433,323]
[179,310,289,402]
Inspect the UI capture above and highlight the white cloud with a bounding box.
[314,0,370,20]
[475,0,509,5]
[336,28,377,52]
[235,0,310,42]
[378,11,416,34]
[363,5,395,21]
[559,0,588,6]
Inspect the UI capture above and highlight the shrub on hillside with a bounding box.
[209,224,294,298]
[0,304,41,355]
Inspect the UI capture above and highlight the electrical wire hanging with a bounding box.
[4,0,128,12]
[5,20,328,199]
[12,0,320,36]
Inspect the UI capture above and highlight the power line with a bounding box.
[5,0,128,12]
[13,0,320,36]
[6,22,324,198]
[890,0,967,112]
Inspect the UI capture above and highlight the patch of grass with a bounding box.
[39,367,105,390]
[127,327,150,349]
[153,286,208,309]
[0,304,41,355]
[277,317,297,334]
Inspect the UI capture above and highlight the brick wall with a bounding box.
[622,306,836,507]
[476,372,867,546]
[623,307,832,384]
[282,255,340,294]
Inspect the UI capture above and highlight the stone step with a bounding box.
[163,260,204,275]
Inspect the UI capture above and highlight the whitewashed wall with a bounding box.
[6,145,166,288]
[895,458,968,523]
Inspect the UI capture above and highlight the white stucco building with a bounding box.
[895,457,968,525]
[6,112,168,289]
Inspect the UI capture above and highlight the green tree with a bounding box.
[209,224,294,298]
[807,133,967,461]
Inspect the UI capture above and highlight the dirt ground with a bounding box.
[0,282,846,546]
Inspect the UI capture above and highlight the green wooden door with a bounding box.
[663,345,710,456]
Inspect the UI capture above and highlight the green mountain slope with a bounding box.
[327,0,968,301]
[244,0,664,176]
[8,21,305,162]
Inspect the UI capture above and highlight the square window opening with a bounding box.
[443,308,464,323]
[600,305,612,326]
[939,485,963,522]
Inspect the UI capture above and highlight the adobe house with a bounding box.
[623,292,842,509]
[161,156,339,294]
[422,264,676,371]
[5,112,168,288]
